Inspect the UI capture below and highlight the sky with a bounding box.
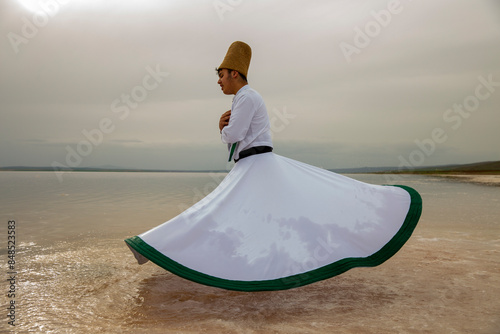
[1,0,499,171]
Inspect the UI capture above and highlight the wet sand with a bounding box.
[120,174,500,334]
[1,172,499,333]
[122,229,500,334]
[434,174,500,186]
[11,228,499,334]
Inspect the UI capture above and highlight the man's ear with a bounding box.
[231,70,239,79]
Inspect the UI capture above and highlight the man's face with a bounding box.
[217,69,235,95]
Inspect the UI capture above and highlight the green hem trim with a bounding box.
[125,185,422,291]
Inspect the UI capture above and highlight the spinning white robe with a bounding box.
[125,152,422,291]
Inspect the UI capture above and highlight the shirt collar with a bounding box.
[234,84,250,98]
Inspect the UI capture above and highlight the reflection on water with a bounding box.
[0,172,499,333]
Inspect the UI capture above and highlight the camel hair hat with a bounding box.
[217,41,252,78]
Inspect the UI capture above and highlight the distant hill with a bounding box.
[0,166,227,173]
[328,161,500,174]
[329,166,399,173]
[1,160,499,174]
[378,160,500,174]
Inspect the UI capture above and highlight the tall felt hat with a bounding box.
[218,41,252,78]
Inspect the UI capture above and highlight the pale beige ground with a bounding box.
[5,173,499,334]
[13,217,499,334]
[435,174,500,186]
[122,227,500,334]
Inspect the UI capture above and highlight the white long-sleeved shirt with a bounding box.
[221,85,273,161]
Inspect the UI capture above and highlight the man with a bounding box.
[216,41,273,162]
[124,41,421,292]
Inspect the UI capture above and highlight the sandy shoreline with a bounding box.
[433,174,500,186]
[3,172,499,333]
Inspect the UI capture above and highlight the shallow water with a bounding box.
[1,171,499,333]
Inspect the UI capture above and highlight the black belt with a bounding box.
[234,146,273,162]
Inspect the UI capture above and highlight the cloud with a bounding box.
[1,0,499,169]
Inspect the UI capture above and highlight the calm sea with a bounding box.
[1,171,499,333]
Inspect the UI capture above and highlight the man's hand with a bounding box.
[219,110,231,132]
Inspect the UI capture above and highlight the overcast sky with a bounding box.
[1,0,499,171]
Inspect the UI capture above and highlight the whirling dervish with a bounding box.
[125,41,422,291]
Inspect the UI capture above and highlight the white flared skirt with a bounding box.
[125,153,422,291]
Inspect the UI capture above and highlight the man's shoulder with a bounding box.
[238,86,263,101]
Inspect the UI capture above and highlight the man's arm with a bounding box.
[221,95,255,144]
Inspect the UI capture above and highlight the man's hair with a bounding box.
[216,68,247,83]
